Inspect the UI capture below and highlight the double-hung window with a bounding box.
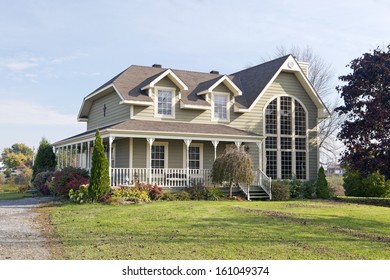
[189,146,201,170]
[151,145,165,169]
[212,93,229,121]
[155,88,175,118]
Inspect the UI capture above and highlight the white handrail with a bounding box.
[111,168,211,188]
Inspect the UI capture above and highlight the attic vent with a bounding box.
[210,70,219,74]
[152,64,162,68]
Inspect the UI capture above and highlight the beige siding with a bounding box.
[214,83,230,93]
[115,138,129,168]
[133,138,147,168]
[167,140,183,168]
[87,91,130,130]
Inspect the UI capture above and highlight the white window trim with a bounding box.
[263,95,309,180]
[211,92,230,122]
[147,141,169,169]
[182,143,204,170]
[154,86,176,119]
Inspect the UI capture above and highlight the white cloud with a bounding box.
[0,99,77,126]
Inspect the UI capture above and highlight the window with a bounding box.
[189,146,200,169]
[265,99,277,134]
[151,145,165,169]
[264,96,308,180]
[212,93,229,121]
[183,144,203,171]
[155,88,175,118]
[266,151,277,179]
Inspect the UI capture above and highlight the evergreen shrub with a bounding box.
[271,180,290,201]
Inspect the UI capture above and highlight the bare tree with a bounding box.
[272,45,334,100]
[261,45,343,167]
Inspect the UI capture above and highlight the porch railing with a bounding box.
[254,169,272,200]
[111,168,211,188]
[111,168,272,200]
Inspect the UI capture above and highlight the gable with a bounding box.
[232,55,328,118]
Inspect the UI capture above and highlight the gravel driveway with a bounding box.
[0,197,62,260]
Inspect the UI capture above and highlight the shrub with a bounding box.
[271,180,290,201]
[137,183,164,200]
[50,167,89,197]
[69,184,90,204]
[203,187,225,201]
[32,171,54,195]
[187,182,207,200]
[112,186,150,203]
[316,166,330,199]
[302,180,316,199]
[162,191,191,201]
[186,182,225,200]
[15,166,32,192]
[343,169,363,196]
[285,175,303,198]
[88,130,110,201]
[362,171,390,198]
[343,169,390,197]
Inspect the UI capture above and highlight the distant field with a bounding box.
[49,200,390,260]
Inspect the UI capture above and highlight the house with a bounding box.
[326,163,344,175]
[0,161,5,172]
[53,55,329,200]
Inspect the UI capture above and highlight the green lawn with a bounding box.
[50,200,390,260]
[0,183,32,200]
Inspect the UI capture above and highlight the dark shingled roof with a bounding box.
[109,119,261,137]
[231,55,289,109]
[55,119,262,145]
[83,55,289,110]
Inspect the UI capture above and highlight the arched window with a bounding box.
[264,96,308,180]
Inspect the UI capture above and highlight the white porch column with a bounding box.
[80,142,84,168]
[235,141,242,149]
[108,136,115,187]
[146,138,155,184]
[75,143,79,168]
[87,141,91,170]
[184,139,192,187]
[256,141,263,171]
[70,145,73,167]
[61,146,64,169]
[212,141,219,160]
[65,146,68,167]
[55,148,59,169]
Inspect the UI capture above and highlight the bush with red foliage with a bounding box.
[50,167,89,197]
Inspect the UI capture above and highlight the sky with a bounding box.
[0,0,389,153]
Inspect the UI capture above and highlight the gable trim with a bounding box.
[78,84,124,121]
[197,75,242,97]
[234,55,329,117]
[140,69,188,91]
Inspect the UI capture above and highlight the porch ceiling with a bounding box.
[53,119,263,147]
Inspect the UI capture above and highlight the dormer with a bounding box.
[195,75,242,122]
[141,68,188,96]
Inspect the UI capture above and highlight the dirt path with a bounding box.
[0,197,63,260]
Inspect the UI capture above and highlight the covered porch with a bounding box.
[53,119,271,199]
